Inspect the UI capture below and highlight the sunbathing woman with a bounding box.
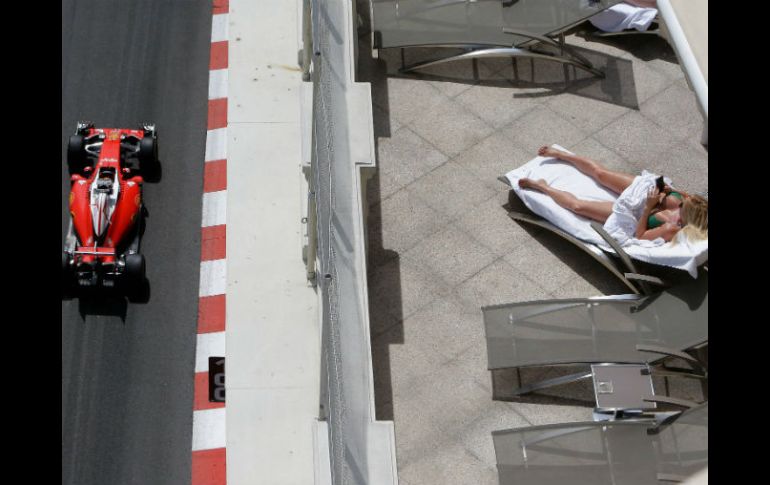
[518,146,708,243]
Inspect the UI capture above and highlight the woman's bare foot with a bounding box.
[518,178,548,192]
[538,146,564,159]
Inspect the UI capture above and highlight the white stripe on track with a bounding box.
[211,14,229,44]
[205,128,228,162]
[209,69,229,101]
[202,190,228,228]
[195,331,226,373]
[192,407,227,451]
[199,259,227,297]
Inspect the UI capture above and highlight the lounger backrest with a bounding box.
[492,403,708,485]
[493,419,659,485]
[483,274,707,369]
[372,0,625,49]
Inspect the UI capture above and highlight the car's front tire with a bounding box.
[67,135,86,174]
[139,135,161,182]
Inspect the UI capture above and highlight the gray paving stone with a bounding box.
[648,139,709,196]
[372,77,448,126]
[499,104,590,155]
[620,37,685,84]
[376,126,449,198]
[511,400,594,426]
[368,301,402,340]
[407,161,497,220]
[399,296,486,367]
[454,258,550,311]
[452,133,532,192]
[457,401,532,468]
[372,102,402,139]
[454,194,535,256]
[392,362,492,464]
[549,270,629,299]
[368,254,453,321]
[367,188,449,267]
[594,110,682,171]
[404,225,498,288]
[450,339,495,395]
[372,316,444,407]
[544,90,629,136]
[455,81,542,129]
[409,99,496,158]
[399,442,499,485]
[623,57,678,104]
[641,83,705,144]
[501,230,598,294]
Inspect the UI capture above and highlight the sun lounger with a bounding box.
[500,145,708,295]
[492,402,708,485]
[482,272,707,414]
[369,0,625,75]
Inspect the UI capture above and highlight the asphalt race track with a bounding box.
[62,2,212,483]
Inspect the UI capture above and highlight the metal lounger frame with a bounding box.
[370,0,626,76]
[491,402,708,485]
[482,274,708,409]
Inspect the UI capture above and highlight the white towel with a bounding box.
[590,2,658,33]
[503,146,707,277]
[602,170,668,248]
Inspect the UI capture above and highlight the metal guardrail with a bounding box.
[305,1,397,484]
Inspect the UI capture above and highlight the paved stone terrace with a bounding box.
[358,18,708,485]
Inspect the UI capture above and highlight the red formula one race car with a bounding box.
[62,123,160,294]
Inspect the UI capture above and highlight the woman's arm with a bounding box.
[635,187,664,238]
[638,223,681,242]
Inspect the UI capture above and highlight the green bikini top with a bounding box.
[648,192,684,229]
[648,214,665,229]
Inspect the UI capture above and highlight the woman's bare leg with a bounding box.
[519,178,614,223]
[538,146,635,195]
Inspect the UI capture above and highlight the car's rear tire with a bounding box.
[67,135,86,174]
[124,254,148,301]
[125,254,146,283]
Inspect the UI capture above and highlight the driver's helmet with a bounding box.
[96,171,114,191]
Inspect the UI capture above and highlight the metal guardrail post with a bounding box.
[301,0,313,81]
[305,184,318,284]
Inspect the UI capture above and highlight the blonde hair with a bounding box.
[674,194,708,244]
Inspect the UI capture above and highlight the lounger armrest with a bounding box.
[637,344,707,374]
[644,395,700,409]
[589,222,637,271]
[636,344,699,364]
[589,222,652,295]
[624,273,667,286]
[509,210,543,224]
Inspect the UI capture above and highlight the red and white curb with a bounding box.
[192,1,228,484]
